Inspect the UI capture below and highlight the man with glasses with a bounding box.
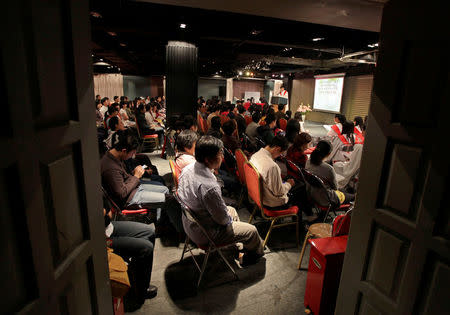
[250,135,316,220]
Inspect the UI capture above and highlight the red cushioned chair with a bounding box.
[220,114,230,125]
[135,120,159,153]
[235,149,248,209]
[244,162,300,248]
[101,186,152,224]
[278,118,287,131]
[244,115,253,125]
[175,194,238,287]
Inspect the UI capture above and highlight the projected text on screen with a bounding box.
[313,74,345,113]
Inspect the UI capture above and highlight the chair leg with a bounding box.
[298,231,311,270]
[180,236,189,262]
[216,249,238,280]
[248,205,257,224]
[198,247,211,287]
[263,219,276,248]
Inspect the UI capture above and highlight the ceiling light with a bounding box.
[120,43,127,47]
[312,37,325,41]
[250,30,263,36]
[238,71,243,75]
[90,11,102,18]
[91,54,94,57]
[180,23,186,29]
[280,74,284,78]
[107,31,117,36]
[99,59,103,61]
[245,71,250,76]
[216,72,218,74]
[93,61,110,66]
[272,74,275,77]
[250,72,254,76]
[291,56,295,59]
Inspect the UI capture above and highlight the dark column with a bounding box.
[165,41,198,119]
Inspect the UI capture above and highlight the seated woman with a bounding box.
[119,102,135,127]
[285,118,301,146]
[178,136,264,265]
[286,132,312,168]
[333,142,363,190]
[353,116,365,144]
[327,121,355,163]
[306,140,355,210]
[206,115,223,139]
[327,113,347,139]
[104,116,126,150]
[174,129,199,173]
[135,104,164,146]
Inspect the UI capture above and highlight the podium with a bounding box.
[270,96,288,105]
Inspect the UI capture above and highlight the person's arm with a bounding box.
[327,164,338,190]
[266,165,291,197]
[202,186,232,225]
[103,167,140,201]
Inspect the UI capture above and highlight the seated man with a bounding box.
[249,135,315,219]
[103,205,157,312]
[101,129,168,209]
[174,129,199,173]
[178,136,264,265]
[256,113,277,145]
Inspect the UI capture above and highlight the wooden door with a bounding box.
[336,1,450,314]
[1,0,112,313]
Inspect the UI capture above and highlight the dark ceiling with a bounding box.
[90,0,380,78]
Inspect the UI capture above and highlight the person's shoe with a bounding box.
[239,252,263,267]
[144,285,158,299]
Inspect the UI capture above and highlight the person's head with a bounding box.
[113,96,119,103]
[195,136,224,170]
[278,104,285,112]
[294,112,303,121]
[120,101,127,108]
[342,121,355,145]
[293,132,312,152]
[101,97,110,106]
[145,103,151,112]
[120,96,126,102]
[211,116,221,130]
[266,135,289,159]
[354,116,364,128]
[96,102,102,110]
[286,110,292,119]
[280,85,285,91]
[96,94,101,101]
[237,104,245,114]
[108,105,119,117]
[252,111,261,123]
[265,113,277,129]
[286,119,300,143]
[176,129,199,155]
[310,140,332,165]
[157,96,162,102]
[335,114,347,124]
[111,129,139,160]
[109,116,125,131]
[222,119,236,136]
[184,115,198,132]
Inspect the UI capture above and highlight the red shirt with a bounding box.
[286,147,308,169]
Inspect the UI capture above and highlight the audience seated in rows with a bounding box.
[177,136,264,266]
[101,129,168,209]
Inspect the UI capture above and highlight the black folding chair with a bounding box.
[174,194,238,287]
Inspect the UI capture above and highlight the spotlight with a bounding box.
[107,31,117,36]
[312,37,324,41]
[250,72,254,76]
[245,71,250,76]
[180,23,186,29]
[120,43,127,47]
[280,74,284,78]
[238,71,243,75]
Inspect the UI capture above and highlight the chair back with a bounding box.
[279,118,287,130]
[168,159,179,190]
[222,147,237,174]
[220,115,230,125]
[235,149,248,185]
[332,208,353,236]
[284,158,302,181]
[244,162,263,209]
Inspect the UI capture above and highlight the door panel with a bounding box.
[1,0,112,314]
[336,1,450,314]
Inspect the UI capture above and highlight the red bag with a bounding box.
[332,210,352,236]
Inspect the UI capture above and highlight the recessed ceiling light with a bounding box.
[99,58,103,61]
[238,71,243,75]
[180,23,186,29]
[291,56,295,59]
[280,74,284,78]
[107,31,117,36]
[250,30,263,36]
[245,71,250,76]
[250,72,254,76]
[90,11,102,18]
[120,43,127,47]
[312,37,325,41]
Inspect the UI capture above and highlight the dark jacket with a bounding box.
[257,125,275,145]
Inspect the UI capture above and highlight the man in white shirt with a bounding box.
[250,135,315,219]
[99,97,110,118]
